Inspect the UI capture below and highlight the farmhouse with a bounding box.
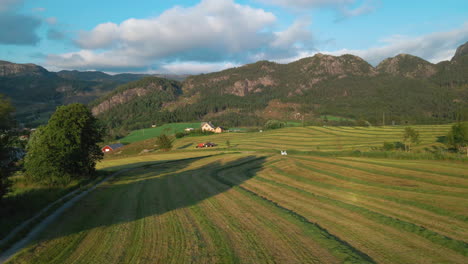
[101,143,124,153]
[201,122,226,133]
[201,122,216,132]
[214,126,226,133]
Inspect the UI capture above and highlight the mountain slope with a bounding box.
[376,54,437,78]
[3,42,468,131]
[0,61,133,126]
[92,42,468,136]
[91,77,183,133]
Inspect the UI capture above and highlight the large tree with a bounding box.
[25,104,104,185]
[447,122,468,155]
[402,127,420,152]
[0,94,14,200]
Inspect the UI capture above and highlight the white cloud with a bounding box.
[32,7,45,12]
[258,0,377,19]
[76,0,276,54]
[258,0,354,8]
[335,1,377,20]
[275,23,468,65]
[76,22,119,49]
[272,18,313,49]
[47,0,314,72]
[45,17,57,25]
[0,0,22,12]
[160,61,240,75]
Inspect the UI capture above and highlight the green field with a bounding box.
[119,122,201,144]
[3,124,468,263]
[109,125,453,157]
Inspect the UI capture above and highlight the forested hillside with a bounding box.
[0,62,187,127]
[91,42,468,137]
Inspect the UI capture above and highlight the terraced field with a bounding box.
[169,125,452,152]
[4,151,467,264]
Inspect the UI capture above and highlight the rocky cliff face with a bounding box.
[377,54,437,78]
[0,60,50,77]
[91,87,150,116]
[90,77,182,116]
[452,41,468,61]
[229,76,276,96]
[291,54,377,77]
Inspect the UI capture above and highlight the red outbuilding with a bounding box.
[101,143,124,153]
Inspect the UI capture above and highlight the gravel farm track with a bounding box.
[1,125,467,264]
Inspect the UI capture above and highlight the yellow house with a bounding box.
[214,127,225,133]
[201,122,216,132]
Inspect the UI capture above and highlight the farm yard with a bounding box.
[2,124,468,264]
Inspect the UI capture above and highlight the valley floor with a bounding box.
[4,151,468,264]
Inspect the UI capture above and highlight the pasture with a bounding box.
[3,124,467,264]
[119,122,201,144]
[108,124,453,157]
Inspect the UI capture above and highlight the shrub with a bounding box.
[446,122,468,154]
[264,120,285,130]
[175,132,186,139]
[155,134,174,151]
[383,142,395,151]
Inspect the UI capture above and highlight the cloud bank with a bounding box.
[0,0,42,45]
[325,23,468,65]
[47,0,314,72]
[257,0,377,19]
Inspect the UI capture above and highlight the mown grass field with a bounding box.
[119,122,201,144]
[3,124,467,264]
[108,124,453,157]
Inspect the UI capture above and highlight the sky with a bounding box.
[0,0,467,74]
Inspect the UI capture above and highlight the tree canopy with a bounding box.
[0,94,14,131]
[402,127,420,152]
[155,134,174,151]
[447,122,468,154]
[0,94,15,200]
[25,104,104,185]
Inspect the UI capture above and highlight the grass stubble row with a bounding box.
[5,152,467,264]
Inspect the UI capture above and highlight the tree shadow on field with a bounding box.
[30,155,267,246]
[177,143,194,149]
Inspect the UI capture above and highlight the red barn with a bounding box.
[101,143,124,153]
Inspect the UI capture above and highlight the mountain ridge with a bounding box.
[89,41,468,136]
[1,41,467,131]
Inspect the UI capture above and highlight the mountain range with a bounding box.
[1,42,467,135]
[0,62,187,126]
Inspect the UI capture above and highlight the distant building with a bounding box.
[184,128,195,132]
[201,122,226,133]
[214,127,226,134]
[201,122,216,132]
[101,143,124,153]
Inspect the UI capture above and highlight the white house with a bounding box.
[201,122,216,132]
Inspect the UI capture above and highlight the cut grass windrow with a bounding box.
[293,160,467,198]
[249,171,468,257]
[209,158,376,264]
[292,156,468,189]
[339,158,468,179]
[269,164,468,223]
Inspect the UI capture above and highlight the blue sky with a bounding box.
[0,0,467,74]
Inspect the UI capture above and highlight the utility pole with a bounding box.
[382,112,385,126]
